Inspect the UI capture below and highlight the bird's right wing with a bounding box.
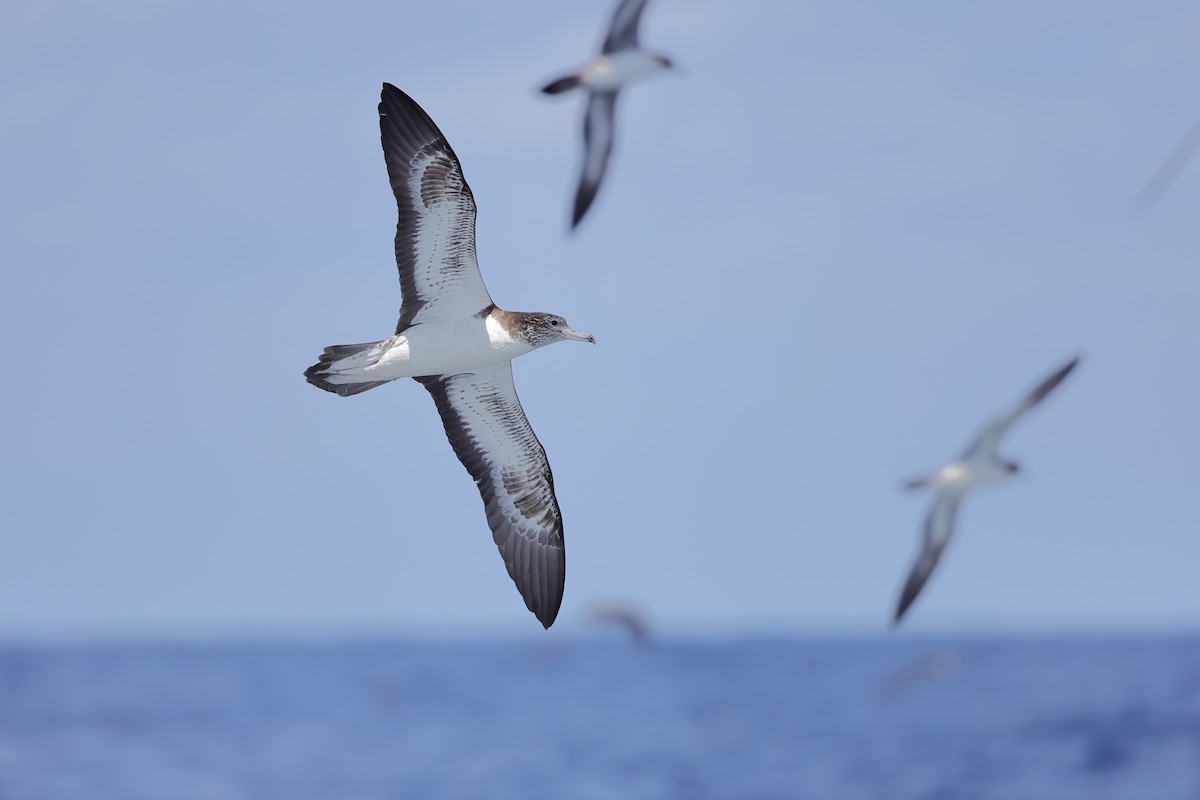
[602,0,652,53]
[893,491,963,623]
[962,356,1080,460]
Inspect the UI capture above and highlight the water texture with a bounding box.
[0,637,1197,799]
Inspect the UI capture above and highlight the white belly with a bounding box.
[361,317,532,380]
[933,459,1010,490]
[581,51,663,91]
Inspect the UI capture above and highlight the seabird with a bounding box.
[540,0,675,228]
[588,602,652,643]
[304,84,595,629]
[892,356,1081,624]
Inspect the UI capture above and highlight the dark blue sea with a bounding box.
[2,636,1199,799]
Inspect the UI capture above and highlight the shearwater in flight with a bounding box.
[540,0,675,228]
[892,356,1081,624]
[304,84,595,628]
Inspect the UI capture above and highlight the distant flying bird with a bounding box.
[540,0,675,228]
[892,356,1081,624]
[588,602,652,643]
[1137,117,1200,210]
[304,84,595,628]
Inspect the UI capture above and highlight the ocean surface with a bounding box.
[1,636,1198,799]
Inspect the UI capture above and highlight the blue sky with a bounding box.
[1,1,1197,638]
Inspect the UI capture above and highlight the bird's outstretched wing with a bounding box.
[572,91,618,228]
[603,0,652,53]
[962,356,1080,460]
[894,491,963,623]
[379,83,494,331]
[417,363,566,628]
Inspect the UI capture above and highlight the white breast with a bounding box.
[485,314,524,353]
[936,458,1011,490]
[581,51,663,91]
[361,317,531,380]
[931,461,971,489]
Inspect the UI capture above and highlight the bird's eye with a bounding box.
[551,320,559,326]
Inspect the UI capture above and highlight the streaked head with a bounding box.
[518,312,596,347]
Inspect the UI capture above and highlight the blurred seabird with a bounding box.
[892,356,1081,624]
[540,0,675,228]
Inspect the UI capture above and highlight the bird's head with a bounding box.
[519,313,596,348]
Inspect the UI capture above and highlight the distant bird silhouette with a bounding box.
[304,85,595,628]
[540,0,675,228]
[588,602,652,643]
[1137,117,1200,209]
[893,356,1081,624]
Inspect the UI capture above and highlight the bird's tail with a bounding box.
[304,340,395,396]
[541,74,582,95]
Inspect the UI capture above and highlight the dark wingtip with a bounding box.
[571,189,593,230]
[377,83,439,131]
[535,602,560,629]
[538,577,565,629]
[1057,354,1082,384]
[1030,354,1083,404]
[379,82,406,106]
[892,573,923,626]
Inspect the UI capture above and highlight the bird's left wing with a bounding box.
[379,83,494,330]
[416,363,566,628]
[962,355,1080,460]
[572,91,618,228]
[602,0,652,53]
[894,491,963,623]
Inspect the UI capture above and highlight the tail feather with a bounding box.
[541,74,582,95]
[902,472,934,491]
[304,341,394,397]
